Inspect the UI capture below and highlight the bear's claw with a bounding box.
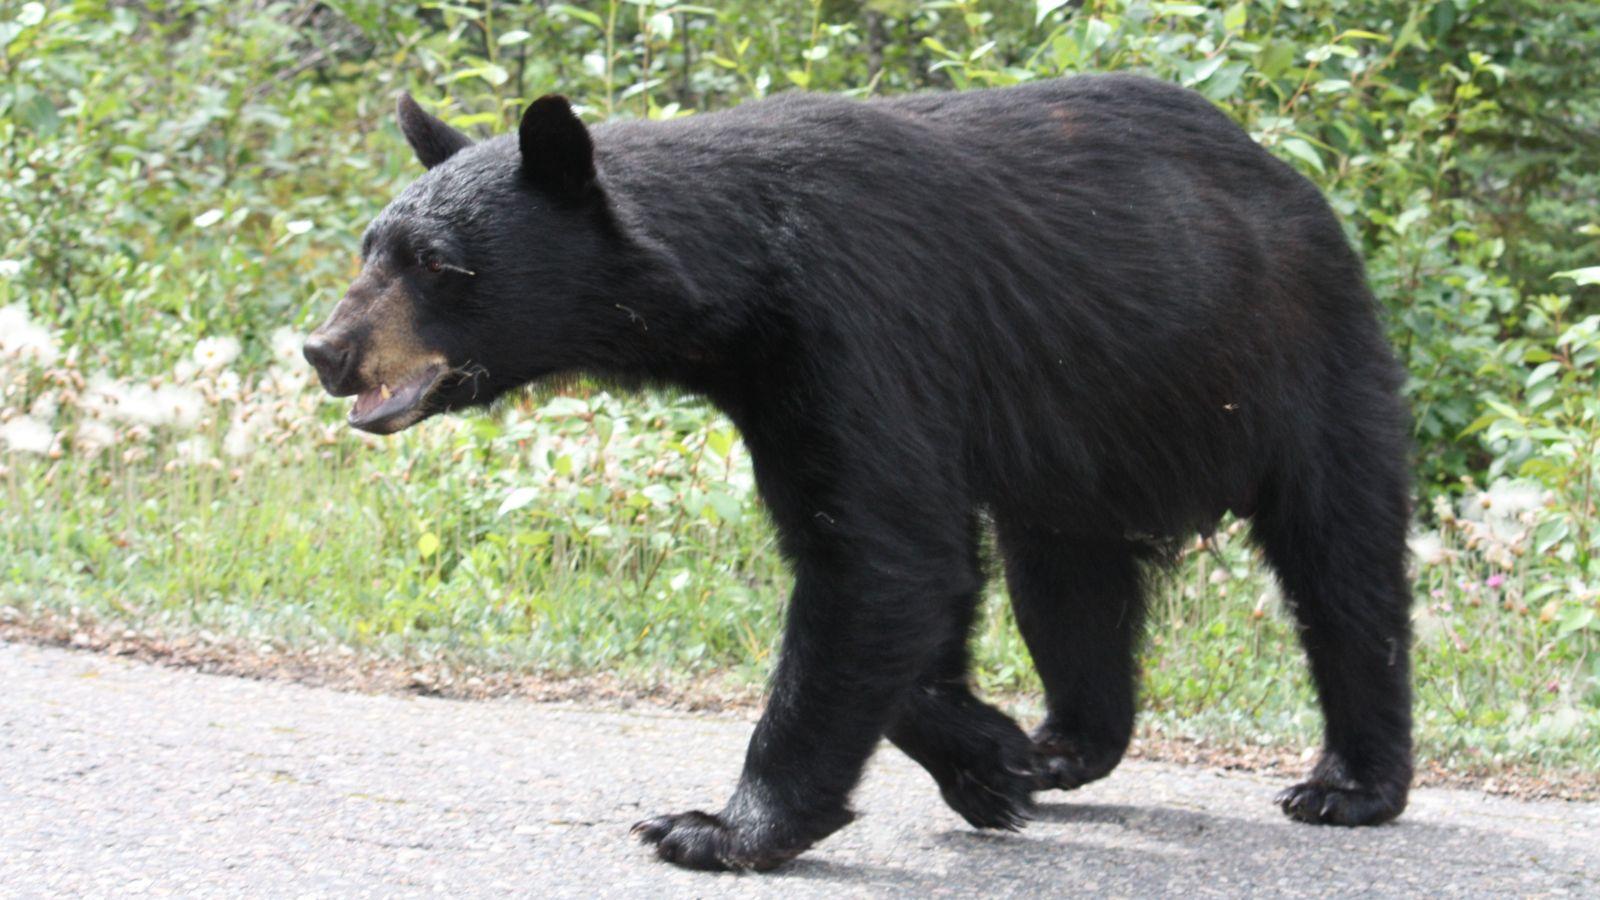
[938,762,1036,831]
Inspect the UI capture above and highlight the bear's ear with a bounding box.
[518,95,597,204]
[397,92,473,170]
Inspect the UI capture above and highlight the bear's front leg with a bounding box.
[633,559,957,870]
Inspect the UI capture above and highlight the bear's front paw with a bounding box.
[632,810,758,871]
[937,762,1035,831]
[632,804,849,872]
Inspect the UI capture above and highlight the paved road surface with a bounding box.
[2,640,1595,897]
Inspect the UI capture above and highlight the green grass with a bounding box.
[4,388,1596,776]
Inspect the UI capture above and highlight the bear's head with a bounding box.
[303,93,626,434]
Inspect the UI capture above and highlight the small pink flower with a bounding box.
[1430,589,1445,600]
[1486,574,1506,590]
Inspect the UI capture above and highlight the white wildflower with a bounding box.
[172,437,213,466]
[213,369,242,401]
[0,415,54,455]
[192,336,242,371]
[173,359,199,383]
[29,391,58,423]
[73,420,117,456]
[265,363,310,396]
[0,260,21,278]
[0,304,60,367]
[1407,531,1448,567]
[223,415,258,458]
[1411,605,1446,641]
[154,385,205,430]
[270,327,304,366]
[112,383,172,427]
[1463,479,1545,542]
[82,377,116,417]
[1476,479,1545,520]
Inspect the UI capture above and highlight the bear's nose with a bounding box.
[303,334,354,395]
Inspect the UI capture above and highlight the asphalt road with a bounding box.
[2,640,1595,898]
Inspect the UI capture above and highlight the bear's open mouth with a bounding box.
[348,364,446,435]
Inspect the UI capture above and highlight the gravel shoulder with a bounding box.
[3,639,1597,897]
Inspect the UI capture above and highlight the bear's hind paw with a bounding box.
[1275,779,1407,827]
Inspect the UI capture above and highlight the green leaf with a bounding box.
[425,3,481,20]
[547,3,604,28]
[1483,398,1524,422]
[707,428,736,459]
[1534,519,1570,554]
[1278,138,1325,174]
[1394,14,1423,51]
[417,532,440,559]
[1553,266,1600,286]
[649,12,674,41]
[1558,606,1597,637]
[446,64,510,87]
[1036,0,1073,25]
[1186,55,1225,86]
[1201,61,1248,100]
[1257,40,1296,78]
[1457,413,1497,439]
[446,112,500,129]
[497,29,532,46]
[498,487,540,517]
[1526,360,1563,389]
[1223,2,1247,33]
[1335,29,1390,43]
[705,491,742,524]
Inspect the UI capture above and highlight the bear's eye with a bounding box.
[416,251,475,277]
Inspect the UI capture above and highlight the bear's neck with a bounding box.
[592,139,796,408]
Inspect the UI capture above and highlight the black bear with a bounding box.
[304,75,1413,871]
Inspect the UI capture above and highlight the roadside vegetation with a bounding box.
[2,0,1597,774]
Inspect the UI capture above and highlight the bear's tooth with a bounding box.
[380,383,392,401]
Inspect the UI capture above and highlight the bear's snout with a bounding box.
[302,333,357,396]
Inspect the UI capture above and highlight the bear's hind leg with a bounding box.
[1253,442,1413,826]
[884,583,1036,831]
[998,528,1147,792]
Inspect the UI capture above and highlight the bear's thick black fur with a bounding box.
[307,74,1414,871]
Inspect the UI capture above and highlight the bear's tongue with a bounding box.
[349,365,443,431]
